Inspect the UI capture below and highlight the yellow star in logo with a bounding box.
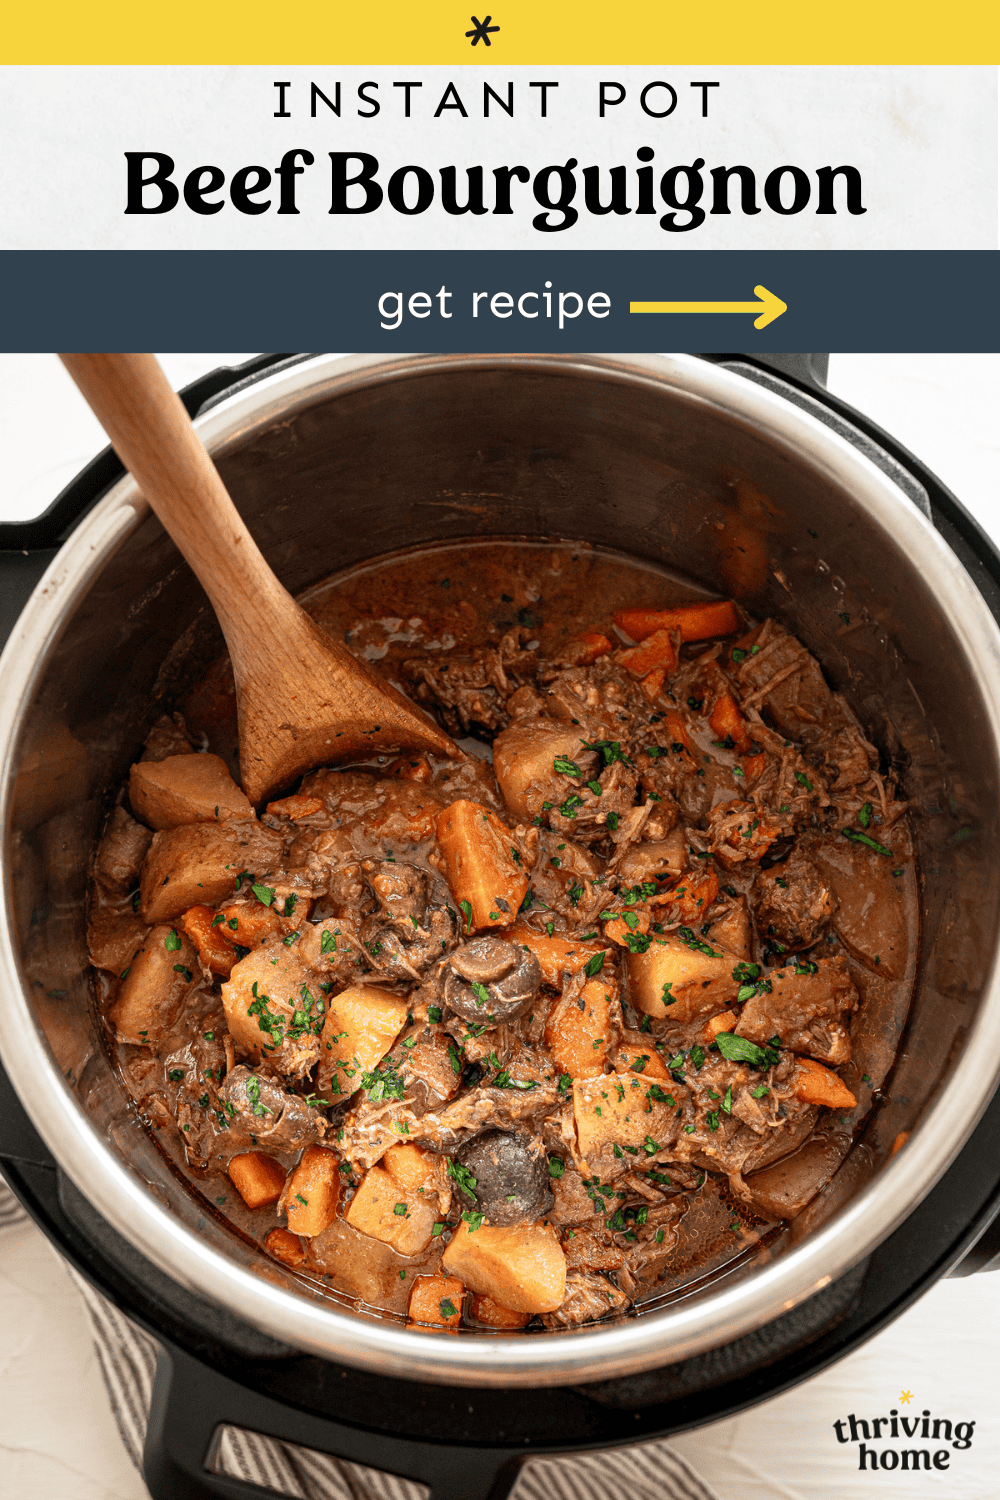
[899,1390,914,1405]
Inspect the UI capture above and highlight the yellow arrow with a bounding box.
[630,284,787,330]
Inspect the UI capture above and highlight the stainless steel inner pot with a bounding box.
[3,351,1000,1388]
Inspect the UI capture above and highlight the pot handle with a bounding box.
[0,354,302,553]
[145,1343,523,1500]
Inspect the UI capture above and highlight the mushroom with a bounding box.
[455,1129,554,1226]
[443,936,541,1026]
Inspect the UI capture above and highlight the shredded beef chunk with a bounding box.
[752,853,837,951]
[97,553,915,1333]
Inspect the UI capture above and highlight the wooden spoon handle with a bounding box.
[58,353,294,647]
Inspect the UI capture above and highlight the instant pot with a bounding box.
[3,352,1000,1500]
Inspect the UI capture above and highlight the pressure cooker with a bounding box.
[3,352,1000,1500]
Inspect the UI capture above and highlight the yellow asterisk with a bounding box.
[899,1390,914,1405]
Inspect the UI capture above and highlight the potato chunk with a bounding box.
[139,820,282,923]
[345,1152,439,1256]
[283,1145,342,1237]
[129,753,253,831]
[108,923,198,1045]
[572,1073,683,1160]
[706,900,752,960]
[441,1221,566,1315]
[492,720,594,823]
[626,933,739,1022]
[316,984,409,1099]
[222,945,326,1080]
[434,800,528,932]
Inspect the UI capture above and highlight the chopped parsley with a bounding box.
[842,827,893,857]
[163,929,182,952]
[251,882,276,907]
[439,1297,458,1318]
[715,1032,776,1068]
[459,899,474,934]
[427,1005,442,1023]
[246,1075,272,1117]
[794,771,814,792]
[548,1155,565,1179]
[553,755,583,777]
[461,1210,485,1233]
[858,802,873,828]
[360,1059,406,1102]
[677,926,722,958]
[581,739,633,768]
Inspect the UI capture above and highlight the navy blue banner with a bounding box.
[2,250,997,350]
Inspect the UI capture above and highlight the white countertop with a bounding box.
[1,352,999,1500]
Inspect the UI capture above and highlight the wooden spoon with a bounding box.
[59,353,460,805]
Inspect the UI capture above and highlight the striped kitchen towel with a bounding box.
[0,1174,720,1500]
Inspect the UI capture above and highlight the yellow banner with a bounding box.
[4,0,998,64]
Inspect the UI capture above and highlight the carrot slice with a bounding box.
[604,910,651,947]
[615,600,740,643]
[792,1057,857,1110]
[218,902,284,946]
[617,628,678,678]
[264,1227,306,1267]
[469,1292,531,1329]
[505,922,605,986]
[708,692,753,755]
[702,1010,738,1042]
[741,752,768,783]
[545,980,610,1080]
[434,800,529,931]
[640,666,667,702]
[653,870,720,923]
[182,903,237,976]
[284,1145,342,1238]
[408,1274,465,1329]
[662,712,696,755]
[561,632,613,666]
[617,1043,671,1081]
[227,1151,286,1210]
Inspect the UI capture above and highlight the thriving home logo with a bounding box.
[833,1395,975,1472]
